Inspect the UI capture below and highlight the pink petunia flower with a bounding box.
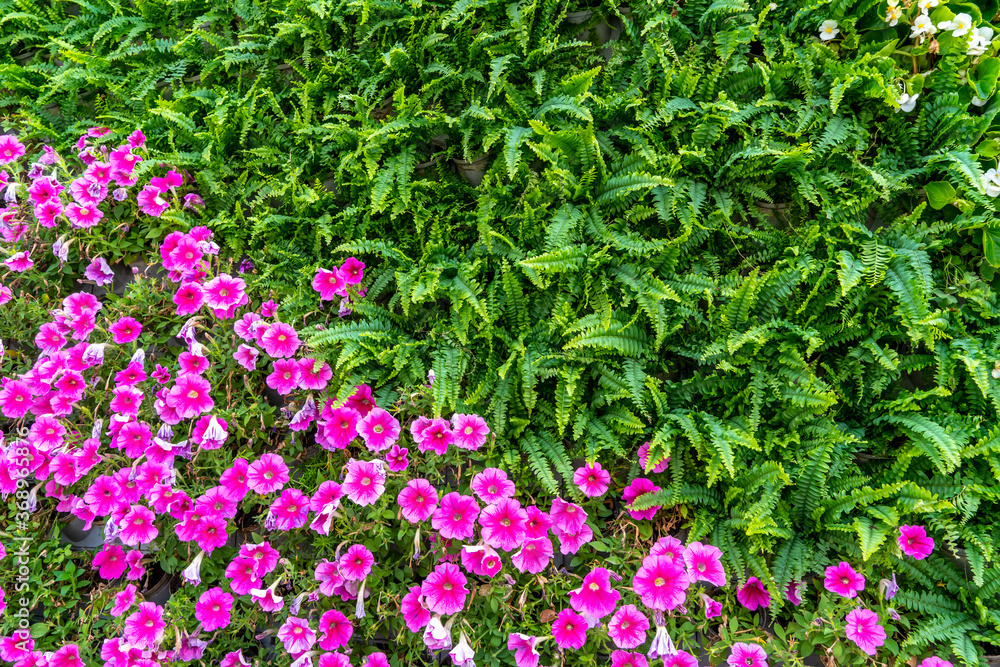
[551,608,587,650]
[318,609,354,650]
[461,544,503,578]
[450,413,489,450]
[123,602,165,649]
[417,418,453,455]
[431,492,480,540]
[898,525,934,560]
[312,268,346,301]
[507,634,542,667]
[339,257,365,285]
[480,498,529,552]
[573,461,610,497]
[0,135,25,163]
[553,521,593,555]
[343,459,387,506]
[702,593,723,618]
[277,616,317,655]
[110,585,137,617]
[633,555,692,611]
[119,505,158,546]
[550,497,587,534]
[247,453,290,494]
[345,384,376,415]
[622,478,661,521]
[845,608,886,656]
[5,251,32,272]
[608,604,649,649]
[919,658,953,667]
[92,544,128,579]
[524,505,552,540]
[270,488,310,530]
[650,535,686,563]
[234,344,259,371]
[220,458,251,501]
[736,577,771,610]
[398,478,438,523]
[173,282,205,315]
[569,567,621,619]
[165,373,214,419]
[421,563,468,615]
[267,358,301,395]
[340,544,375,582]
[611,651,649,667]
[472,468,516,504]
[195,587,234,631]
[66,202,104,228]
[358,407,400,452]
[684,541,726,586]
[824,562,865,599]
[261,321,300,358]
[638,441,670,473]
[728,643,768,667]
[401,586,432,633]
[512,537,553,574]
[137,185,169,216]
[298,357,332,391]
[322,407,361,450]
[385,443,409,472]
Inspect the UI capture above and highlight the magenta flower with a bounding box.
[343,459,387,506]
[309,481,345,535]
[638,441,670,473]
[417,418,453,455]
[278,616,317,655]
[573,461,610,497]
[220,458,251,500]
[314,559,344,597]
[203,273,247,315]
[401,586,432,633]
[339,257,365,284]
[524,505,553,539]
[633,555,692,611]
[461,545,503,577]
[507,634,542,667]
[261,321,300,358]
[123,602,165,649]
[66,202,104,228]
[247,453,290,494]
[299,357,332,390]
[385,444,409,472]
[553,521,593,555]
[318,609,354,650]
[0,135,25,163]
[608,604,649,649]
[137,185,169,216]
[193,515,229,553]
[110,585,137,617]
[345,384,376,415]
[92,544,128,579]
[421,563,468,615]
[270,488,310,530]
[651,535,686,563]
[611,651,649,667]
[322,407,361,449]
[701,593,723,618]
[173,282,205,316]
[359,407,400,452]
[472,468,516,504]
[312,268,346,301]
[622,478,661,520]
[512,537,553,574]
[233,344,258,371]
[919,658,953,667]
[845,608,886,656]
[549,497,587,533]
[665,651,698,667]
[480,498,529,551]
[898,525,934,560]
[450,412,490,450]
[267,359,301,395]
[824,562,865,599]
[684,541,726,586]
[728,643,767,667]
[551,608,587,650]
[398,478,438,523]
[431,492,480,540]
[340,544,375,581]
[736,577,771,610]
[785,580,803,606]
[569,567,621,619]
[165,373,214,419]
[110,386,144,416]
[5,251,32,273]
[119,505,158,546]
[195,587,234,631]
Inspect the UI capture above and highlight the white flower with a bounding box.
[973,95,989,107]
[938,12,973,37]
[968,26,995,56]
[886,5,902,26]
[911,13,936,37]
[983,168,1000,197]
[897,93,919,112]
[819,20,840,41]
[917,0,938,10]
[768,2,777,8]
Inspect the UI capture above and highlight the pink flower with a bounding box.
[123,602,165,649]
[299,357,332,390]
[220,458,251,500]
[611,651,649,667]
[608,604,649,649]
[318,609,354,650]
[480,498,529,551]
[728,643,768,667]
[638,441,670,473]
[322,407,361,449]
[92,544,128,579]
[195,587,234,631]
[278,616,317,655]
[845,608,886,656]
[450,413,489,450]
[267,359,301,395]
[234,344,258,371]
[461,545,503,578]
[549,497,587,533]
[165,373,214,419]
[417,418,453,455]
[343,459,387,506]
[5,251,32,272]
[137,185,169,216]
[359,407,400,452]
[340,544,375,581]
[553,522,593,555]
[569,567,621,619]
[203,273,247,316]
[309,481,345,535]
[431,492,480,540]
[919,658,953,667]
[173,283,205,315]
[110,386,144,416]
[110,585,137,617]
[824,562,865,599]
[684,542,726,586]
[385,444,409,472]
[108,317,142,344]
[339,257,365,284]
[361,654,389,667]
[702,593,723,618]
[622,478,661,520]
[312,268,345,301]
[898,525,934,560]
[736,577,771,610]
[314,560,344,597]
[664,651,698,667]
[119,505,158,546]
[247,453,290,494]
[512,537,553,574]
[401,586,431,633]
[633,555,692,611]
[421,563,468,615]
[472,468,516,504]
[398,478,438,523]
[270,488,310,530]
[261,321,300,358]
[507,634,542,667]
[524,506,552,539]
[346,384,376,415]
[0,135,25,163]
[651,535,686,563]
[551,608,587,650]
[66,202,104,228]
[573,462,610,497]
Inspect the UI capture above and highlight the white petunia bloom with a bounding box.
[911,13,936,38]
[897,93,919,112]
[938,13,973,37]
[819,20,840,41]
[968,26,994,56]
[983,168,1000,197]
